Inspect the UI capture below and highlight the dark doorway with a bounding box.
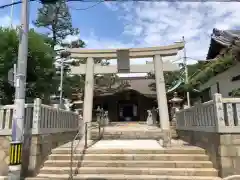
[118,100,138,121]
[123,104,133,120]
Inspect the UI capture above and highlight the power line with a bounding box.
[0,0,35,9]
[2,0,240,9]
[69,0,104,10]
[0,0,123,9]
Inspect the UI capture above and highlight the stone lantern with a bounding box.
[96,106,102,124]
[169,92,183,126]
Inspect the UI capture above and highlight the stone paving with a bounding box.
[95,122,162,131]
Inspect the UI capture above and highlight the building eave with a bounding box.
[206,28,240,60]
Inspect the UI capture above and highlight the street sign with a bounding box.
[8,64,16,87]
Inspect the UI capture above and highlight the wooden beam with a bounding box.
[70,62,179,75]
[68,43,184,59]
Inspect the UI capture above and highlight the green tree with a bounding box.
[0,28,57,105]
[148,62,204,103]
[34,0,79,48]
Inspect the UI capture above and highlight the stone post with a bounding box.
[82,57,94,141]
[153,55,171,147]
[213,93,225,132]
[32,98,42,134]
[152,107,157,125]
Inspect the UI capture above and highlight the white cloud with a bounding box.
[82,31,134,49]
[0,15,19,28]
[105,2,240,64]
[0,14,36,29]
[80,31,180,66]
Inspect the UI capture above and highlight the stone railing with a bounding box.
[33,98,79,134]
[176,93,240,178]
[0,104,33,135]
[0,98,79,135]
[0,98,80,177]
[176,93,240,133]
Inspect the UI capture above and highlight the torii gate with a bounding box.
[69,42,184,140]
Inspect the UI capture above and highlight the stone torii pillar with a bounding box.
[154,54,171,147]
[82,57,94,140]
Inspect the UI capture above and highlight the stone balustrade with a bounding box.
[176,100,216,132]
[176,93,240,133]
[0,104,33,135]
[0,98,79,135]
[33,99,79,134]
[0,98,81,177]
[176,93,240,178]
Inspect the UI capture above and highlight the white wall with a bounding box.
[200,62,240,98]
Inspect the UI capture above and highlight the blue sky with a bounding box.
[1,1,240,65]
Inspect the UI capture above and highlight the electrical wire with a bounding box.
[0,0,169,9]
[0,0,32,9]
[68,0,104,10]
[5,0,240,9]
[0,0,141,10]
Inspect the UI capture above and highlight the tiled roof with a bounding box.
[95,77,156,97]
[207,28,240,59]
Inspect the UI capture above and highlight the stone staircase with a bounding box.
[91,122,177,140]
[26,140,221,180]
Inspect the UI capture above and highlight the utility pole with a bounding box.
[59,58,64,106]
[58,49,71,108]
[182,36,190,107]
[8,0,29,179]
[10,0,14,28]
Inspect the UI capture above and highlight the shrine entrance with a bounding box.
[69,43,184,145]
[118,100,138,122]
[93,88,153,122]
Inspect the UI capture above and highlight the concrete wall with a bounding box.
[177,130,240,178]
[0,131,78,177]
[200,62,240,98]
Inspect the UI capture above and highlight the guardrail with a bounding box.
[176,93,240,133]
[69,120,104,180]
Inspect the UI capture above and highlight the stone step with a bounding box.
[26,174,222,180]
[91,131,178,140]
[39,167,218,176]
[27,174,222,180]
[44,160,213,168]
[48,153,210,161]
[52,147,205,154]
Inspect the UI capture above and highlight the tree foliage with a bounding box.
[148,62,206,103]
[229,88,240,97]
[189,53,235,87]
[34,0,79,47]
[0,28,57,105]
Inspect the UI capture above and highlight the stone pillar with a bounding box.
[82,57,94,141]
[153,55,171,147]
[152,107,157,125]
